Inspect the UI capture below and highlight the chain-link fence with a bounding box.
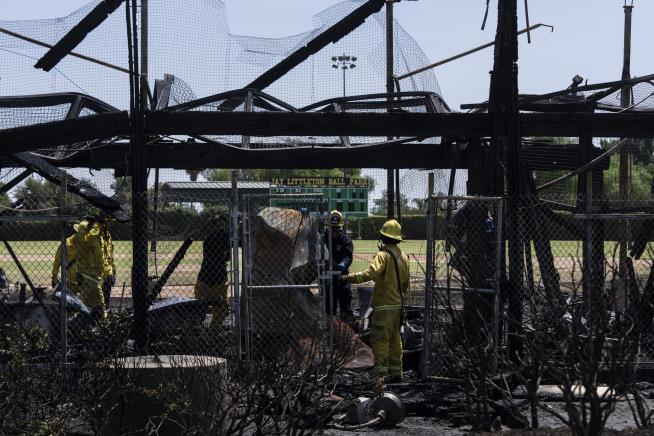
[423,195,503,377]
[512,194,654,362]
[242,194,329,359]
[421,192,654,376]
[0,188,239,360]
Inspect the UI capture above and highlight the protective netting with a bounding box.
[0,0,439,118]
[0,0,446,214]
[584,80,654,112]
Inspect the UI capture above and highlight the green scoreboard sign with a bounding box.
[269,177,370,218]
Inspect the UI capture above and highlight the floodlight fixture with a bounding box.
[571,74,584,87]
[331,52,357,97]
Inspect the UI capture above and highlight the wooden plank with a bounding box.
[147,111,654,138]
[146,111,492,137]
[0,111,129,154]
[56,141,463,170]
[47,140,603,171]
[230,0,384,98]
[521,112,654,137]
[3,111,654,157]
[35,0,125,72]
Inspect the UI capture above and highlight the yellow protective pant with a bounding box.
[76,272,105,311]
[194,281,229,334]
[370,308,403,378]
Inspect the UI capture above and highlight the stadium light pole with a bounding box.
[619,0,634,277]
[331,54,357,97]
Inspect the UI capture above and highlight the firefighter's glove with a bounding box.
[51,277,59,289]
[336,262,347,274]
[336,275,348,286]
[108,275,117,287]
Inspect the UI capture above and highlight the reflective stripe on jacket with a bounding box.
[101,229,115,279]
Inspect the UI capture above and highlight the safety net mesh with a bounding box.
[0,0,440,121]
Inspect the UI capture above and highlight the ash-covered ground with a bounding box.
[323,370,654,435]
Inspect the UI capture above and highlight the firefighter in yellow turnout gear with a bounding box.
[52,234,81,297]
[100,217,116,307]
[194,214,231,334]
[52,208,112,316]
[342,219,410,383]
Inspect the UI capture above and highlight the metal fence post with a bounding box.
[242,197,252,361]
[584,175,593,317]
[493,198,504,373]
[231,202,241,360]
[318,214,330,349]
[422,196,435,378]
[327,224,334,350]
[58,175,68,364]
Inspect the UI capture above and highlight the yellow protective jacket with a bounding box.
[345,243,410,310]
[75,220,104,278]
[101,229,115,279]
[52,234,78,280]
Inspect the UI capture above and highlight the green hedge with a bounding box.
[0,208,646,242]
[348,215,428,240]
[348,212,641,242]
[0,208,222,241]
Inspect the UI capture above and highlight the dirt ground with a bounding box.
[322,369,654,435]
[324,400,654,435]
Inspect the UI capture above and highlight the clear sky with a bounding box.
[1,0,652,110]
[1,0,652,199]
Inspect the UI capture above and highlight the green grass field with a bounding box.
[1,240,652,296]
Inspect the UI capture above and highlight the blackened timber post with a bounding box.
[619,2,633,277]
[488,0,522,359]
[386,0,395,219]
[128,0,149,351]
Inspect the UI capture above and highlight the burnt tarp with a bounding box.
[249,207,322,337]
[13,152,128,220]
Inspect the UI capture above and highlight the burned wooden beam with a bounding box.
[3,111,654,157]
[56,141,463,170]
[520,112,654,138]
[146,111,492,138]
[34,0,126,72]
[219,0,385,110]
[0,169,32,194]
[147,238,194,305]
[39,139,610,171]
[0,111,129,155]
[13,152,123,215]
[147,111,654,138]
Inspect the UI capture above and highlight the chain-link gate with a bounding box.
[423,195,503,377]
[146,191,238,356]
[241,194,329,359]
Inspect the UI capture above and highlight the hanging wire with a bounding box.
[524,0,531,43]
[0,47,88,94]
[618,91,654,112]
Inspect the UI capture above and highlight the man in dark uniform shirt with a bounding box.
[326,210,354,322]
[194,214,231,333]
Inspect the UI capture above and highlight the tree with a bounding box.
[0,186,10,209]
[15,177,97,213]
[412,197,427,212]
[15,178,60,210]
[372,190,410,216]
[534,137,654,202]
